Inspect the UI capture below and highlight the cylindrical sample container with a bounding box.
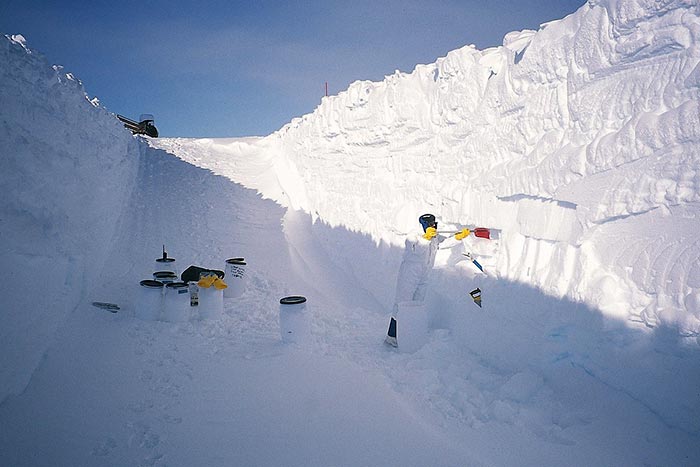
[198,285,224,320]
[396,300,428,353]
[153,271,177,284]
[136,280,163,321]
[279,296,309,344]
[162,282,190,322]
[223,258,246,299]
[154,252,176,275]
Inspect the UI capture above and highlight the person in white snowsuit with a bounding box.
[385,214,469,348]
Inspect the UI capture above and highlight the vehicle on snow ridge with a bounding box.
[117,113,159,138]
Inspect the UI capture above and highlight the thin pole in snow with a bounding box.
[325,81,328,97]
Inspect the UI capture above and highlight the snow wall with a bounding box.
[1,0,699,406]
[0,35,141,402]
[265,0,700,334]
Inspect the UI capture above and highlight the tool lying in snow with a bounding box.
[117,114,159,138]
[92,302,120,312]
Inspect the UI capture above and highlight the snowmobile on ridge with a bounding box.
[117,113,159,138]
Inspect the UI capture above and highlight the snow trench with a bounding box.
[2,1,700,463]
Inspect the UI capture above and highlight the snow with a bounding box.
[1,0,700,465]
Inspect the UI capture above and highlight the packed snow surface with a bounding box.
[1,0,700,465]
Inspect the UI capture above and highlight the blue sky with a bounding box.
[1,1,585,137]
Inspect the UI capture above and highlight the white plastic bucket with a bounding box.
[396,300,428,353]
[198,286,224,320]
[154,257,176,275]
[136,280,163,321]
[162,282,190,322]
[224,258,246,299]
[279,296,309,344]
[153,271,177,283]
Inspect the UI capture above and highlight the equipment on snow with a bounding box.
[385,317,398,347]
[196,272,226,320]
[395,300,429,353]
[454,228,470,240]
[92,301,120,312]
[198,283,225,320]
[224,258,247,299]
[163,282,191,323]
[419,214,437,232]
[469,288,482,307]
[189,282,199,307]
[180,265,225,283]
[156,245,175,267]
[423,226,438,240]
[197,273,227,290]
[136,279,164,321]
[439,227,491,239]
[473,228,490,239]
[117,114,159,138]
[463,252,484,273]
[153,271,177,283]
[279,296,310,344]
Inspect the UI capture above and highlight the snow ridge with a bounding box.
[261,0,700,334]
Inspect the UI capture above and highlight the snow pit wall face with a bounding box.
[267,1,700,334]
[0,34,141,401]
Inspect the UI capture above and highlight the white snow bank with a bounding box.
[222,0,700,335]
[3,4,700,463]
[0,34,141,402]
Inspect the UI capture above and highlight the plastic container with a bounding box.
[224,258,246,299]
[279,296,309,344]
[162,282,190,322]
[136,280,163,321]
[396,300,428,353]
[198,285,224,320]
[155,246,177,275]
[155,259,176,275]
[189,282,199,307]
[153,271,177,283]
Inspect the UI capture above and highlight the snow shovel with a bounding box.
[438,227,491,239]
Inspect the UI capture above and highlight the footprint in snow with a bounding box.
[91,436,117,457]
[127,421,161,449]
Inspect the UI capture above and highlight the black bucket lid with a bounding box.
[226,258,246,265]
[280,295,306,305]
[154,271,177,278]
[166,281,189,289]
[140,279,164,288]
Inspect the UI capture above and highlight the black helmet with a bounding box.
[419,214,437,232]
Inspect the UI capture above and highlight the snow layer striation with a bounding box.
[240,0,700,334]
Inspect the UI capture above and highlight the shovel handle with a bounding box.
[437,228,491,239]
